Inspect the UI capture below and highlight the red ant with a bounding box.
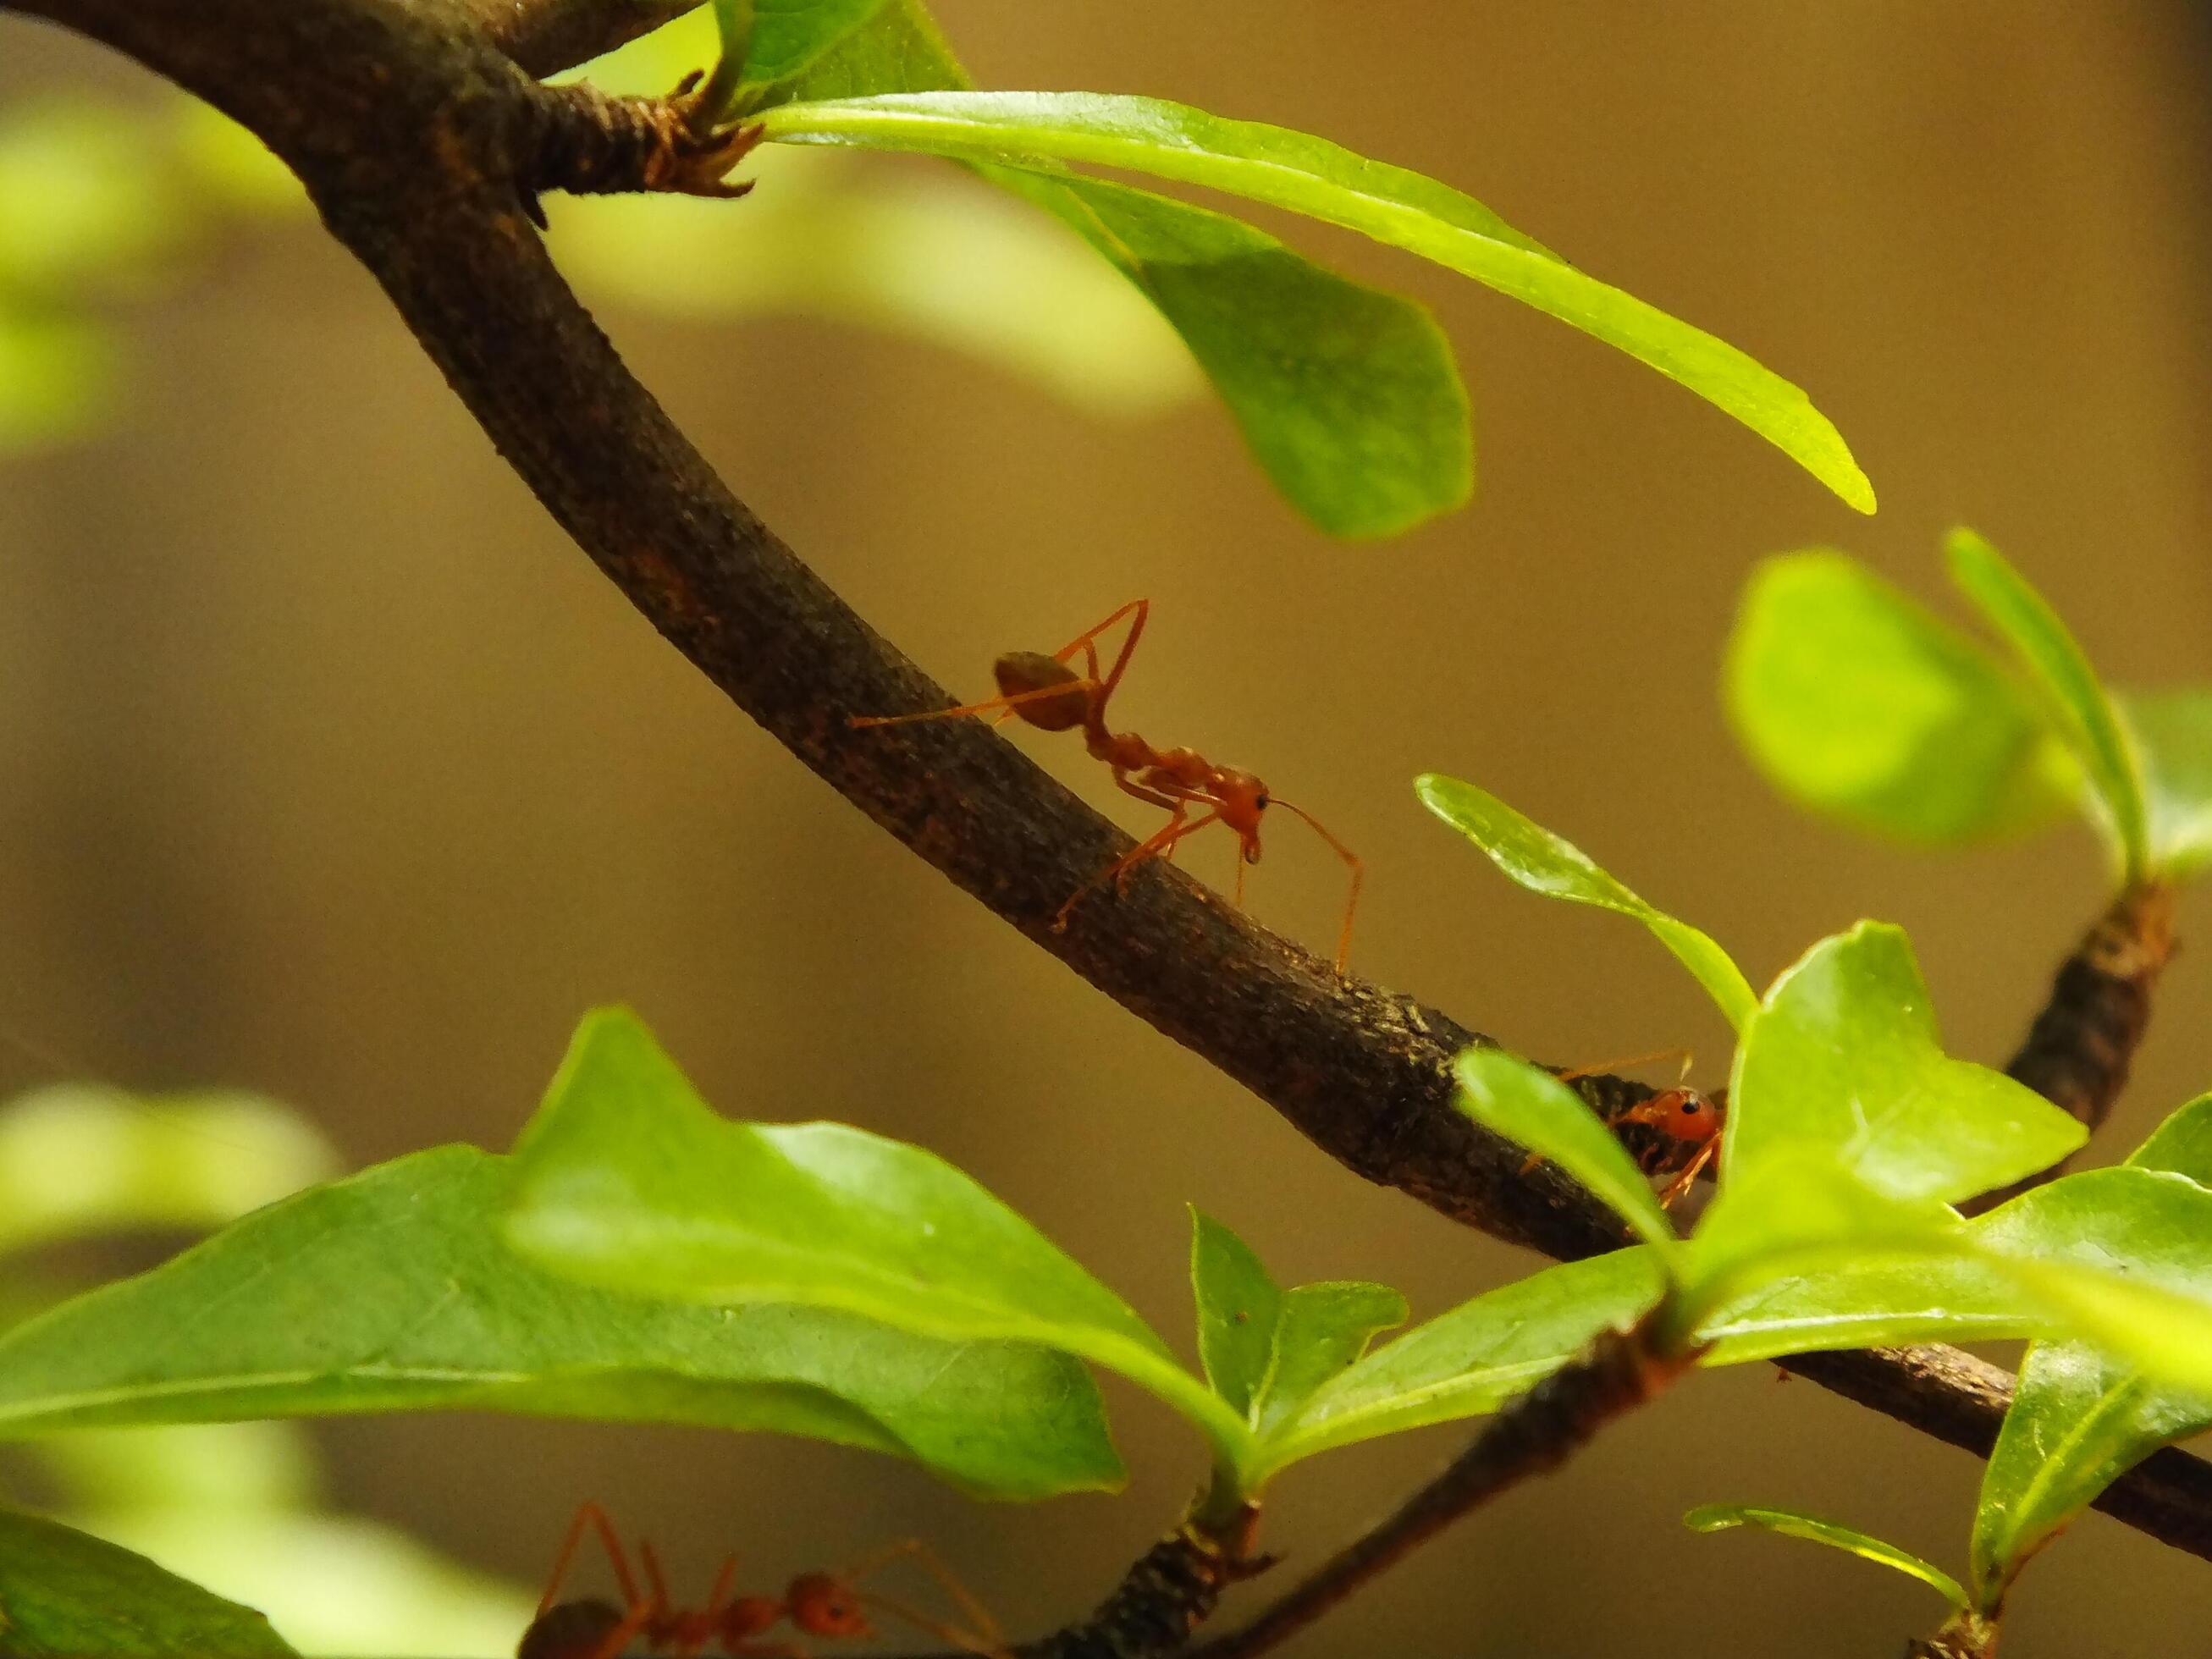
[1547,1050,1724,1207]
[518,1502,1009,1659]
[851,600,1363,973]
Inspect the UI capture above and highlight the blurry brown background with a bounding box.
[4,2,2212,1653]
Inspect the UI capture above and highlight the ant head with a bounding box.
[1619,1088,1719,1146]
[786,1572,873,1639]
[1213,768,1270,860]
[993,652,1090,731]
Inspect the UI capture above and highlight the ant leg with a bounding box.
[1113,773,1189,864]
[1046,599,1149,719]
[849,679,1100,730]
[1271,800,1363,975]
[838,1540,1007,1656]
[537,1502,643,1618]
[1656,1138,1720,1208]
[1051,808,1223,934]
[1554,1048,1693,1086]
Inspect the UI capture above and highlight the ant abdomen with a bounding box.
[992,652,1090,730]
[516,1597,625,1659]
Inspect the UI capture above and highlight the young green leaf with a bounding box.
[1416,774,1757,1030]
[985,168,1470,537]
[1685,1504,1967,1610]
[1452,1048,1681,1260]
[1945,529,2150,882]
[1725,923,2086,1204]
[1971,1098,2212,1609]
[1973,1166,2212,1396]
[604,1,1474,537]
[506,1009,1246,1467]
[1255,1250,1667,1474]
[753,91,1875,511]
[0,1145,1120,1502]
[1678,1155,1971,1332]
[1188,1213,1405,1447]
[2123,690,2212,879]
[0,1084,338,1255]
[1724,552,2075,843]
[0,1506,295,1656]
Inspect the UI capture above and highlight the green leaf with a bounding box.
[1724,552,2075,844]
[2123,690,2212,879]
[1973,1166,2212,1396]
[1945,528,2150,882]
[505,1008,1245,1468]
[1190,1210,1282,1419]
[1693,1251,2033,1366]
[1684,1504,1967,1610]
[0,1144,1120,1502]
[0,1084,339,1255]
[1725,923,2086,1205]
[1255,1250,1666,1474]
[0,1507,295,1656]
[1187,1212,1405,1449]
[594,3,1473,537]
[1416,774,1757,1030]
[755,91,1876,512]
[1680,1154,1969,1329]
[69,1509,530,1659]
[1971,1102,2212,1608]
[984,168,1470,537]
[1452,1049,1680,1260]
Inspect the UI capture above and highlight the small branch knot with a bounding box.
[522,77,764,220]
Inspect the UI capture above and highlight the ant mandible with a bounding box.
[851,600,1363,973]
[1547,1050,1724,1207]
[517,1502,1009,1659]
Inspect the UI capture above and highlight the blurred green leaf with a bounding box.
[74,1511,532,1659]
[0,308,119,453]
[1452,1049,1681,1260]
[31,1423,317,1517]
[1724,552,2076,844]
[1187,1212,1403,1448]
[0,1083,339,1255]
[756,91,1875,512]
[1416,774,1757,1029]
[1693,1250,2032,1366]
[1255,1251,1666,1472]
[1945,529,2149,882]
[1972,1101,2212,1609]
[1724,923,2085,1205]
[0,102,191,300]
[0,1506,295,1656]
[554,153,1200,419]
[505,1009,1244,1468]
[2122,691,2212,879]
[168,102,305,219]
[0,1144,1119,1502]
[1685,1504,1967,1610]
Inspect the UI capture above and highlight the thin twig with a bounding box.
[16,0,2212,1575]
[1191,1309,1699,1659]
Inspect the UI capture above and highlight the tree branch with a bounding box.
[18,0,2212,1583]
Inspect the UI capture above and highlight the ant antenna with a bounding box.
[1270,799,1363,974]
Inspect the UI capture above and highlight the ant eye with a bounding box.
[1680,1100,1702,1116]
[1255,793,1270,809]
